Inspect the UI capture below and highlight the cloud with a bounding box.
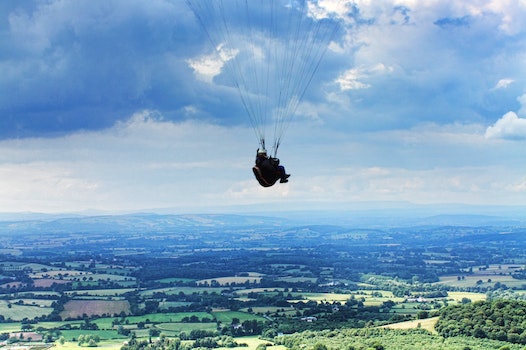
[187,44,238,83]
[0,110,253,213]
[485,111,526,140]
[3,0,526,139]
[0,0,195,138]
[335,63,393,91]
[1,109,525,213]
[492,78,515,90]
[1,1,526,213]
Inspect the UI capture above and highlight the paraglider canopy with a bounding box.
[187,0,342,158]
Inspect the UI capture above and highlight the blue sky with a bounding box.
[1,0,526,214]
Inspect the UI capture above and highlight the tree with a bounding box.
[416,311,429,319]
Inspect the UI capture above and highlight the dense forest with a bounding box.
[436,300,526,343]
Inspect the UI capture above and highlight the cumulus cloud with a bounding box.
[485,111,526,140]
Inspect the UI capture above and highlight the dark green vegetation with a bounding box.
[0,212,525,349]
[273,328,526,350]
[436,300,526,343]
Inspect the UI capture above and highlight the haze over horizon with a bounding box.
[1,0,526,214]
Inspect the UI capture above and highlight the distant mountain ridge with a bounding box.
[0,213,291,235]
[0,210,523,236]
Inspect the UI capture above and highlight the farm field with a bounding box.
[380,316,439,333]
[59,329,126,341]
[0,213,526,350]
[154,322,217,334]
[60,300,131,319]
[197,275,263,286]
[0,299,53,321]
[447,291,487,303]
[64,288,135,297]
[294,292,351,303]
[215,336,286,350]
[55,340,124,350]
[124,312,214,323]
[212,311,268,323]
[438,264,526,289]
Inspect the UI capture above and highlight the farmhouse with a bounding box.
[301,316,317,322]
[405,297,427,303]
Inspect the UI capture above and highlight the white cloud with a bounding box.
[0,110,253,213]
[1,110,525,213]
[492,78,514,90]
[485,111,526,140]
[335,64,393,91]
[307,0,350,21]
[187,44,238,83]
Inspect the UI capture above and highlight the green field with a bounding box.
[154,322,217,334]
[55,340,124,350]
[64,288,135,297]
[245,306,295,314]
[0,300,53,321]
[0,323,23,333]
[124,312,213,324]
[35,321,84,330]
[212,311,268,323]
[59,329,127,341]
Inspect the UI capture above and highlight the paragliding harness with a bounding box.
[253,164,280,187]
[253,148,282,187]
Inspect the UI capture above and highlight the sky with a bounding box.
[1,0,526,215]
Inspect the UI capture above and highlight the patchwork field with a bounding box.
[60,300,131,319]
[438,264,526,289]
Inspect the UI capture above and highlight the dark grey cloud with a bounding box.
[0,0,200,139]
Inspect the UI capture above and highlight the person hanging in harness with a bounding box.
[253,149,290,187]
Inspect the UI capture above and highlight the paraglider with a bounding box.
[186,0,341,186]
[253,148,290,187]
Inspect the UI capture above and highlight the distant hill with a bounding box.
[0,213,292,235]
[0,209,523,236]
